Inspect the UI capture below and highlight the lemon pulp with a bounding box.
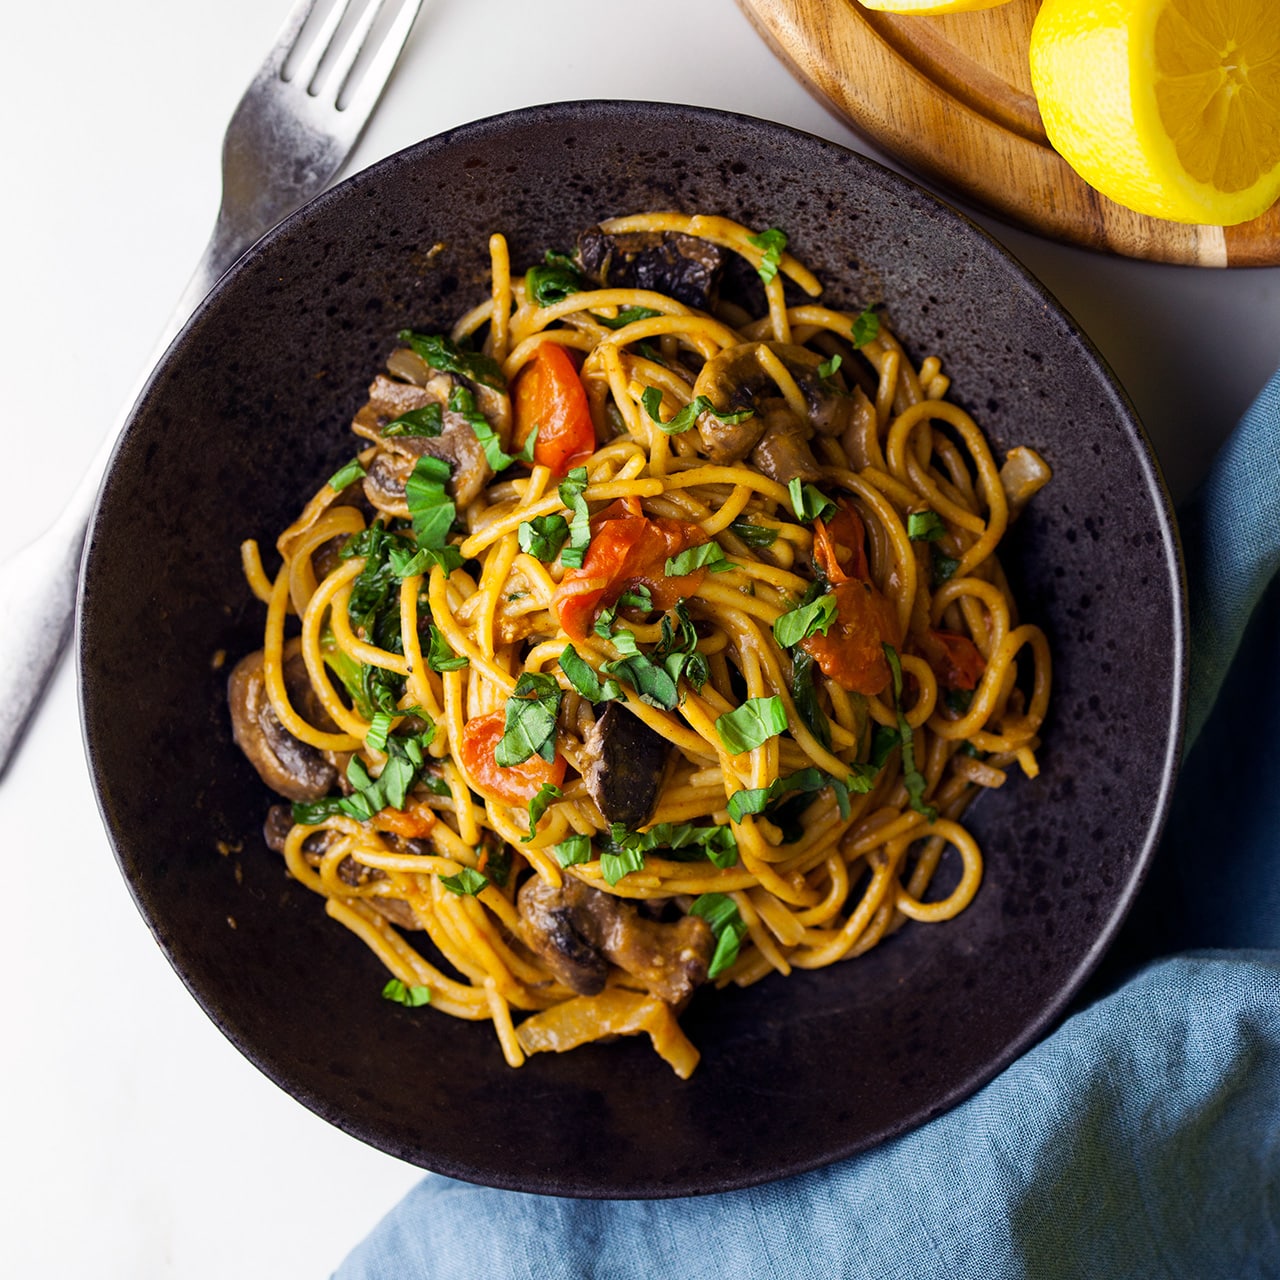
[1153,0,1280,193]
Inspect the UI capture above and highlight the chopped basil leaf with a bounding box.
[816,353,842,381]
[884,644,937,822]
[518,513,570,562]
[404,455,456,549]
[440,867,488,896]
[365,710,393,753]
[426,625,468,673]
[382,978,431,1007]
[727,519,779,548]
[559,644,623,702]
[481,842,512,888]
[772,594,838,648]
[714,696,788,755]
[600,844,645,886]
[290,728,436,825]
[932,549,961,586]
[592,305,661,329]
[665,542,731,576]
[558,466,592,568]
[689,893,748,979]
[617,585,654,612]
[328,458,366,491]
[726,767,826,823]
[526,249,584,307]
[641,387,752,436]
[790,648,830,749]
[656,601,709,693]
[851,308,880,348]
[945,687,975,715]
[523,783,562,842]
[397,330,506,391]
[601,630,680,710]
[604,821,737,870]
[908,510,946,542]
[788,478,836,523]
[552,834,593,867]
[420,771,452,797]
[958,741,985,759]
[747,227,788,285]
[382,403,444,438]
[870,723,899,770]
[494,672,562,766]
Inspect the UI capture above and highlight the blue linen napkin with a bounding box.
[335,371,1280,1280]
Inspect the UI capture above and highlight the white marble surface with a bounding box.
[1,1,1276,1275]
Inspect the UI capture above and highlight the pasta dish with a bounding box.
[228,212,1052,1077]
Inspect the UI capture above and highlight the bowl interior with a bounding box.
[79,101,1183,1197]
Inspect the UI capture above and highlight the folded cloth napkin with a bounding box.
[335,371,1280,1280]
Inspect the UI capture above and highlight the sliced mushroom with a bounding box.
[352,372,494,507]
[517,875,713,1004]
[582,704,669,829]
[690,342,853,483]
[517,875,610,995]
[228,646,337,802]
[385,345,510,444]
[576,227,725,311]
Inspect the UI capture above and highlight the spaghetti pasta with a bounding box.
[227,213,1052,1078]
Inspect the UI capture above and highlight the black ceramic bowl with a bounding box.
[79,101,1184,1198]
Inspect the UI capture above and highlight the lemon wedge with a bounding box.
[1030,0,1280,225]
[856,0,1012,11]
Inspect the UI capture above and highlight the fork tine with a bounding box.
[288,0,353,91]
[261,0,322,79]
[326,0,389,105]
[337,0,423,118]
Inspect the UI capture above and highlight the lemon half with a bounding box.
[1030,0,1280,225]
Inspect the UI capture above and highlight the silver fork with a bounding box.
[0,0,423,779]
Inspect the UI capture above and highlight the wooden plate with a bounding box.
[738,0,1280,266]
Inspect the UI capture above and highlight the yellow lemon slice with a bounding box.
[856,0,1012,11]
[1030,0,1280,225]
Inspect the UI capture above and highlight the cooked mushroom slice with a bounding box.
[518,876,714,1004]
[352,372,494,507]
[582,704,669,829]
[228,648,337,802]
[517,875,610,996]
[385,344,511,443]
[691,341,856,481]
[362,450,413,517]
[576,226,725,311]
[750,415,823,485]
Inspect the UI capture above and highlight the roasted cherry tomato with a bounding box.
[801,579,898,696]
[554,514,709,641]
[458,711,567,805]
[812,505,872,584]
[513,342,596,475]
[919,628,986,692]
[801,504,898,695]
[371,803,437,839]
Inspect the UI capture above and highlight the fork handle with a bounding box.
[0,213,256,779]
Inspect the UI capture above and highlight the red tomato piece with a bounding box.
[458,711,567,806]
[920,628,986,692]
[513,342,596,475]
[802,503,898,693]
[554,515,709,641]
[371,803,437,839]
[812,506,872,585]
[801,579,897,696]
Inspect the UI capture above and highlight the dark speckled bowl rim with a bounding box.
[80,101,1187,1197]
